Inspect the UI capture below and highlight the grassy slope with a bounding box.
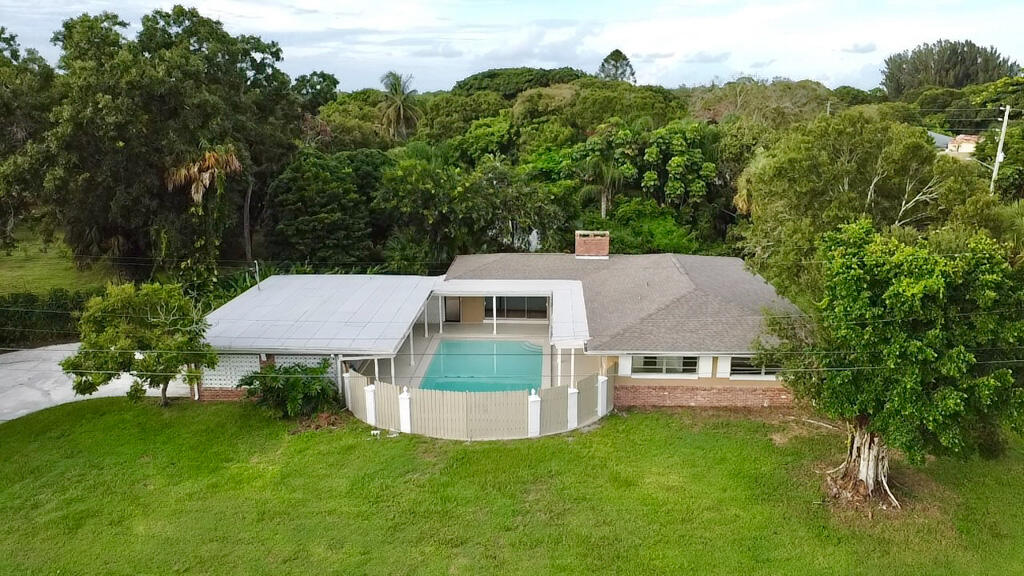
[0,400,1022,576]
[0,230,115,295]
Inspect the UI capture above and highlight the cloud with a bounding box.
[684,51,731,64]
[841,42,876,54]
[635,51,674,63]
[750,58,775,69]
[411,44,464,58]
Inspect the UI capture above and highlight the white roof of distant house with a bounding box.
[205,274,440,356]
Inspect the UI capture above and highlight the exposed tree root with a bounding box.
[824,423,901,510]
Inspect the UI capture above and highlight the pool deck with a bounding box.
[358,322,600,390]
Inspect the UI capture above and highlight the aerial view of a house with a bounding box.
[3,2,1024,573]
[202,232,795,438]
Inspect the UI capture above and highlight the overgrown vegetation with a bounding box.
[0,287,103,347]
[237,359,340,418]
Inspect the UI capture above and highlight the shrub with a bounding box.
[0,287,105,348]
[237,360,339,418]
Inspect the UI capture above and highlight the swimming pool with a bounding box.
[421,339,543,392]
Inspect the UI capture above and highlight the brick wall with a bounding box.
[197,386,247,401]
[614,383,792,408]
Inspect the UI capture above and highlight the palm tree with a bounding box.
[379,71,421,141]
[579,153,624,219]
[165,145,243,209]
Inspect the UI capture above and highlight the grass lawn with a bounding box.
[0,229,115,295]
[1,400,1022,575]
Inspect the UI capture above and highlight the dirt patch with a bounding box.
[289,412,351,434]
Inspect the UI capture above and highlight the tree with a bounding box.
[266,148,373,265]
[735,108,991,305]
[29,7,299,277]
[0,28,56,249]
[597,49,636,84]
[882,40,1020,100]
[452,67,586,99]
[292,71,339,114]
[578,149,624,219]
[763,221,1024,506]
[379,71,421,141]
[61,283,217,406]
[165,145,243,296]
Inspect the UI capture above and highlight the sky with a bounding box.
[2,0,1022,92]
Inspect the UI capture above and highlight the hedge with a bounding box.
[0,288,105,348]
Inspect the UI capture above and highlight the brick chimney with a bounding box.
[575,230,610,259]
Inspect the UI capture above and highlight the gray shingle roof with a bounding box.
[445,253,797,354]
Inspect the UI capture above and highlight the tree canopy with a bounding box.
[883,39,1020,100]
[763,220,1024,504]
[60,283,217,406]
[597,49,636,84]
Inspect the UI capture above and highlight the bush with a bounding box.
[0,287,105,348]
[237,360,339,418]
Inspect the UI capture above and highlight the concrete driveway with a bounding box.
[0,344,191,422]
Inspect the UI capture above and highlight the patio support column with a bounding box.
[373,358,379,382]
[423,309,428,338]
[492,296,497,335]
[570,348,576,386]
[557,348,562,387]
[390,357,397,385]
[409,330,415,366]
[438,296,444,334]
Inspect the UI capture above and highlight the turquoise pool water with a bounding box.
[421,339,543,392]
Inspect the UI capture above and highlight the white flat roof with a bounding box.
[206,275,440,356]
[435,278,589,348]
[206,274,591,355]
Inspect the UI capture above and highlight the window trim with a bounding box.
[629,355,700,379]
[728,356,780,381]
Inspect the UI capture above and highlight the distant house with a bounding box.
[929,131,952,150]
[947,134,981,156]
[199,231,797,439]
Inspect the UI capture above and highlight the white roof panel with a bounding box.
[206,275,440,355]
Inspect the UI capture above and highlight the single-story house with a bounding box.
[200,231,797,438]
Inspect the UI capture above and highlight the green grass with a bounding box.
[1,400,1022,575]
[0,229,115,295]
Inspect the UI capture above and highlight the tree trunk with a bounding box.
[160,382,169,407]
[828,422,900,508]
[600,193,607,219]
[243,179,254,262]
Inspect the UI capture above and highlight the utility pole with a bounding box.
[990,105,1011,193]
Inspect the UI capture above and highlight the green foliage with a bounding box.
[977,123,1024,198]
[316,90,389,151]
[831,85,886,106]
[451,114,515,165]
[883,39,1020,100]
[452,67,586,99]
[765,220,1024,462]
[60,283,217,405]
[597,49,635,84]
[564,80,684,134]
[379,71,421,141]
[292,71,339,114]
[237,359,338,418]
[266,148,374,265]
[26,6,299,280]
[688,78,831,129]
[585,198,699,254]
[419,91,507,141]
[0,287,104,347]
[736,108,990,304]
[0,29,55,249]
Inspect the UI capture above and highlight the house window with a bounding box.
[485,296,548,320]
[730,356,781,377]
[631,355,698,375]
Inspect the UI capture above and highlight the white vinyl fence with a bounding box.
[343,370,611,441]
